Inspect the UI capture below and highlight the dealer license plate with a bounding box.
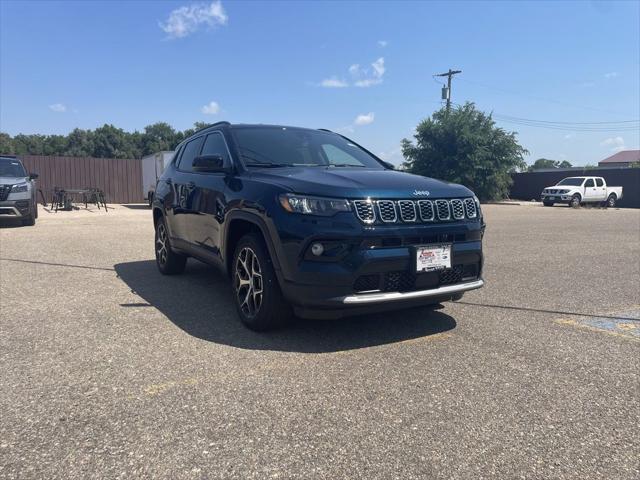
[416,244,452,273]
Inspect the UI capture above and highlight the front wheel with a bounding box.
[232,233,291,331]
[154,217,187,275]
[22,207,36,226]
[606,194,617,208]
[570,195,581,208]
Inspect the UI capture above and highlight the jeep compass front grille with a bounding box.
[353,198,479,225]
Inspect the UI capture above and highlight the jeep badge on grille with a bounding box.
[412,190,430,196]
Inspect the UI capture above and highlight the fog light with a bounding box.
[311,242,324,256]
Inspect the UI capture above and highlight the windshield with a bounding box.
[0,157,27,177]
[231,127,384,169]
[557,177,584,186]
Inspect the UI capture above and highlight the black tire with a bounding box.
[148,192,154,208]
[570,194,581,208]
[154,216,187,275]
[34,202,38,219]
[232,233,292,331]
[606,194,616,208]
[543,201,554,207]
[22,208,36,226]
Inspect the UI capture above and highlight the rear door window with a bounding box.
[595,178,604,187]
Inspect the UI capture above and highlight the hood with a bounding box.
[544,185,575,191]
[0,176,27,185]
[248,167,474,199]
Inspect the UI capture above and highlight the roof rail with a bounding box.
[191,121,231,136]
[317,128,333,133]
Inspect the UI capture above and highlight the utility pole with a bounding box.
[435,69,462,112]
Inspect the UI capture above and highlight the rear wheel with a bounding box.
[232,233,291,331]
[570,194,581,208]
[154,216,187,275]
[606,194,617,208]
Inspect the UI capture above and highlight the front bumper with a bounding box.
[541,193,572,202]
[271,213,484,318]
[0,200,31,217]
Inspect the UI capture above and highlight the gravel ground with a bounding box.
[1,203,639,479]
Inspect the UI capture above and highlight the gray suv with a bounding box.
[0,156,38,226]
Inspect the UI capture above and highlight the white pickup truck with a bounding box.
[541,176,623,208]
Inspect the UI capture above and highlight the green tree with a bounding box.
[92,124,134,159]
[401,102,528,201]
[0,132,14,154]
[65,128,95,157]
[528,158,572,171]
[141,122,180,156]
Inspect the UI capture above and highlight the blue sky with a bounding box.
[1,0,638,165]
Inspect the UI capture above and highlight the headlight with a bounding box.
[279,194,351,216]
[473,195,483,217]
[11,182,29,193]
[559,190,569,194]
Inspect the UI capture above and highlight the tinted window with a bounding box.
[171,145,184,165]
[201,132,230,164]
[585,179,595,187]
[178,136,205,172]
[596,178,604,187]
[232,127,384,169]
[557,178,584,186]
[0,157,27,177]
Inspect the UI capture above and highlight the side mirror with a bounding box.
[29,172,39,180]
[192,155,229,173]
[381,161,395,170]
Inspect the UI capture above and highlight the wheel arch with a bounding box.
[224,212,283,280]
[152,207,163,226]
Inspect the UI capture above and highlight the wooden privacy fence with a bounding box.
[17,155,143,204]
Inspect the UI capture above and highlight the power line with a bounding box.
[448,102,639,132]
[457,77,630,116]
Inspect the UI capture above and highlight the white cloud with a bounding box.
[317,57,386,88]
[319,77,348,88]
[48,103,67,112]
[201,101,220,114]
[354,112,375,126]
[353,57,385,87]
[378,40,388,48]
[600,136,626,152]
[160,1,227,39]
[604,71,619,79]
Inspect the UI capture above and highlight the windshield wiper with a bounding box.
[244,162,290,168]
[327,164,367,168]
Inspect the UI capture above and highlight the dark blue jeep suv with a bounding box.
[152,122,484,330]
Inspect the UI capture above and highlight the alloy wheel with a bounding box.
[235,247,263,318]
[156,223,168,265]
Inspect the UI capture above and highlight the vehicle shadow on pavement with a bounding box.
[114,260,457,353]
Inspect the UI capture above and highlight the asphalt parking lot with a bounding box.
[1,203,639,479]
